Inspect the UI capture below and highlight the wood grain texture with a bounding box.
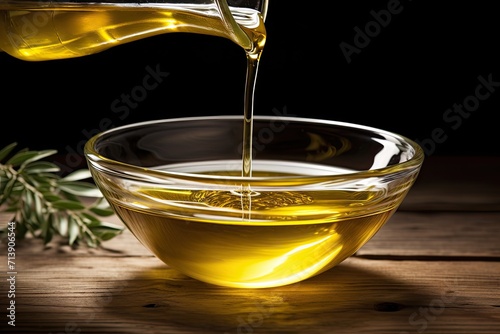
[1,156,499,333]
[357,211,500,258]
[3,253,500,334]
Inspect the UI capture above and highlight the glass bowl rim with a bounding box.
[84,115,425,183]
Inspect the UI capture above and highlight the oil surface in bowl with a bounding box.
[104,160,406,288]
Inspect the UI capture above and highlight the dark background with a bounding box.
[1,0,499,172]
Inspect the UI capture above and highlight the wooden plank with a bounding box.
[2,257,499,333]
[357,211,500,258]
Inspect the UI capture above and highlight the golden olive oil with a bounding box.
[0,2,266,61]
[96,161,403,288]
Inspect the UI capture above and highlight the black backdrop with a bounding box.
[2,0,499,170]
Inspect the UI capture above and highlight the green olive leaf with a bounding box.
[7,149,57,168]
[89,206,115,217]
[24,161,61,174]
[0,177,17,205]
[0,142,18,162]
[58,215,68,236]
[1,144,121,248]
[89,221,123,231]
[58,181,103,198]
[41,213,54,244]
[52,200,86,210]
[61,169,92,182]
[20,149,57,169]
[68,217,80,246]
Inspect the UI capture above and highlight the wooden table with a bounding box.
[2,156,499,334]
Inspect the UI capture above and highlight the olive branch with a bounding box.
[0,142,123,248]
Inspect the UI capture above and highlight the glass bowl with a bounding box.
[84,115,424,288]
